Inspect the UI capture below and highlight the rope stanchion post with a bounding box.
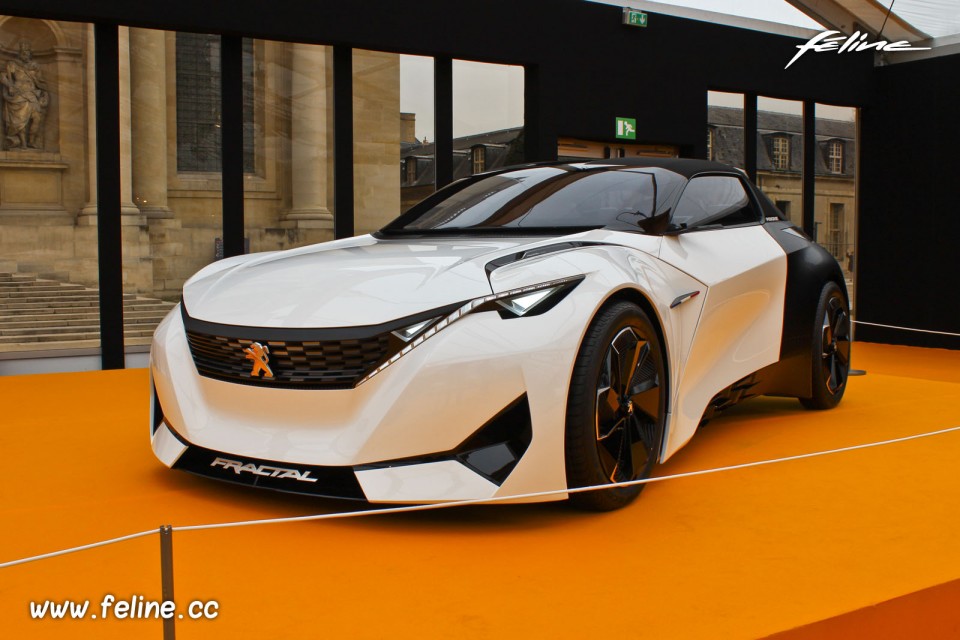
[159,525,175,640]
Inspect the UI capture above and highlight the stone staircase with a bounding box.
[0,272,177,353]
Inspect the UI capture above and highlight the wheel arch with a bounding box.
[754,223,849,400]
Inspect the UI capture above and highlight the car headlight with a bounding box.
[363,275,584,383]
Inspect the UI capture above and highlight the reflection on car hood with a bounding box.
[182,234,548,328]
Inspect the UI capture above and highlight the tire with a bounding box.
[800,281,851,410]
[565,301,667,511]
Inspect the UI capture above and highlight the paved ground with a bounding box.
[1,342,958,639]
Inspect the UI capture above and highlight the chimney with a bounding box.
[401,112,417,144]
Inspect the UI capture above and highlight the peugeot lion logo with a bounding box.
[243,342,274,378]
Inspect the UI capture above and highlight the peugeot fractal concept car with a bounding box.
[150,158,851,510]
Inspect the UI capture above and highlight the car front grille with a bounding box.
[185,329,393,389]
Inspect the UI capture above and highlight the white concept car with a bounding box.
[150,159,851,510]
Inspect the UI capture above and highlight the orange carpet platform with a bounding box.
[1,342,959,639]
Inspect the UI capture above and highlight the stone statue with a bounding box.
[1,39,49,150]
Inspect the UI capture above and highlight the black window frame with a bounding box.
[668,172,765,232]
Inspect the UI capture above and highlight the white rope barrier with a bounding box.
[853,320,960,338]
[3,424,959,570]
[0,529,156,569]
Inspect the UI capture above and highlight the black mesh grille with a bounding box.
[185,330,393,389]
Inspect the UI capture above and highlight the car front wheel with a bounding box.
[565,301,667,511]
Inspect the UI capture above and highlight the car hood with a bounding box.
[182,234,548,328]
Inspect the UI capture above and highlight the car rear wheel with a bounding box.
[565,301,666,511]
[800,281,851,410]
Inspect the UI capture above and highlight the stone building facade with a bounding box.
[0,18,399,301]
[708,105,857,270]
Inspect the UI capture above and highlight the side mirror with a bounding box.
[637,210,672,235]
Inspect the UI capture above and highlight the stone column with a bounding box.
[129,27,172,219]
[283,43,333,229]
[78,25,141,221]
[118,26,141,218]
[78,23,98,222]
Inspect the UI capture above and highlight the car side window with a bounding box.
[671,176,760,229]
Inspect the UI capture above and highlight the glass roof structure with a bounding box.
[863,0,960,39]
[594,0,960,42]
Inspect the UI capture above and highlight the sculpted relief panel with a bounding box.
[1,39,49,150]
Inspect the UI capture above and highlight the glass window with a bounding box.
[757,97,803,227]
[772,135,790,170]
[828,139,844,174]
[672,176,759,229]
[125,26,222,345]
[399,54,435,213]
[355,51,435,230]
[472,146,485,174]
[815,103,857,314]
[175,33,254,173]
[0,17,103,359]
[251,40,335,251]
[706,91,744,168]
[453,60,524,180]
[384,167,671,233]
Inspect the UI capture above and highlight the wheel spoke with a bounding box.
[628,416,654,477]
[834,357,848,390]
[627,343,651,392]
[631,384,660,422]
[611,329,640,394]
[832,309,848,339]
[596,346,621,440]
[828,355,840,393]
[598,423,625,481]
[835,347,849,366]
[822,316,833,347]
[598,410,625,441]
[629,342,651,387]
[596,386,619,436]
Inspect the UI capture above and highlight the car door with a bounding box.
[657,174,787,458]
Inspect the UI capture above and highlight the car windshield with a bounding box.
[382,166,672,234]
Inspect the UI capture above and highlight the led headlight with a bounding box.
[361,275,584,384]
[391,318,439,342]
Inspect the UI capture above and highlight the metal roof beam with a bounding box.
[785,0,930,41]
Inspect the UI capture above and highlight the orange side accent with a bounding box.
[1,342,958,639]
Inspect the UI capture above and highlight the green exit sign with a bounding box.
[616,117,637,140]
[622,8,648,27]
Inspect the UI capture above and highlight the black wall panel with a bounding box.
[858,54,960,348]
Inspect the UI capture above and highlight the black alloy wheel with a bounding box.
[566,301,666,511]
[801,281,851,410]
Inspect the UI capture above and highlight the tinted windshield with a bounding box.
[382,166,675,234]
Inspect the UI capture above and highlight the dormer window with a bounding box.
[772,135,790,171]
[828,139,844,174]
[472,146,486,174]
